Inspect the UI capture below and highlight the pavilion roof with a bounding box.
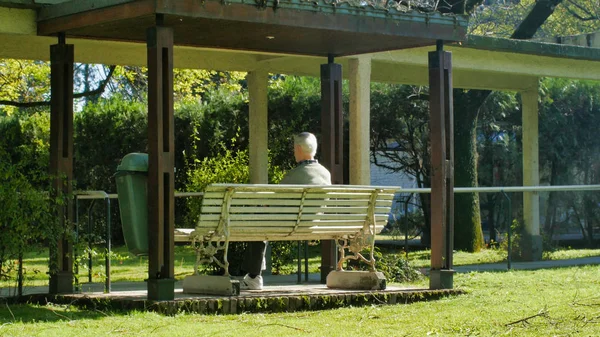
[36,0,468,56]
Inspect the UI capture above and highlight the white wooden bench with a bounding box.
[182,183,398,295]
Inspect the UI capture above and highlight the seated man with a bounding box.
[240,132,332,290]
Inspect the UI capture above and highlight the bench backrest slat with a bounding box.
[192,184,398,242]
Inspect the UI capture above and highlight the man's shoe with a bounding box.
[240,274,263,290]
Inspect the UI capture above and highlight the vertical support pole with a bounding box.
[105,197,111,293]
[247,70,271,275]
[348,56,372,185]
[320,54,343,283]
[429,41,455,290]
[248,70,269,184]
[147,24,175,301]
[49,34,74,294]
[522,83,542,261]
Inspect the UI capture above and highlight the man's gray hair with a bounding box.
[294,132,318,157]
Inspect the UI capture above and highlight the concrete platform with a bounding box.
[2,273,463,315]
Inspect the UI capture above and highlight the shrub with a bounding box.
[348,247,423,283]
[185,146,288,275]
[0,150,57,284]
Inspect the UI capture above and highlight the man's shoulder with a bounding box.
[280,163,331,185]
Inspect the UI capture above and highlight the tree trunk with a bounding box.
[445,0,564,252]
[511,0,565,39]
[453,90,485,251]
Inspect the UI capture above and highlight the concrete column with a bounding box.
[522,83,542,261]
[348,56,371,185]
[247,70,269,184]
[247,70,271,275]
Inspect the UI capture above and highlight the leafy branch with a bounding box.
[0,65,116,108]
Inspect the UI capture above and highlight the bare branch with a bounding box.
[505,308,549,326]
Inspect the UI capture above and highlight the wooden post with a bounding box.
[147,24,176,301]
[429,41,455,289]
[320,55,343,283]
[48,34,74,294]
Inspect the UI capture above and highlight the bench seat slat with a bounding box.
[201,227,372,233]
[201,198,393,207]
[200,206,392,214]
[195,219,388,228]
[193,226,385,235]
[198,214,389,221]
[191,234,364,242]
[190,228,385,240]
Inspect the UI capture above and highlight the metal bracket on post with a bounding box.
[429,40,455,290]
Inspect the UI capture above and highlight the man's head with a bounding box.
[293,132,318,162]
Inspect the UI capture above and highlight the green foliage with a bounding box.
[477,91,521,243]
[375,251,424,283]
[269,241,296,275]
[385,209,424,240]
[0,112,51,188]
[0,149,57,281]
[370,83,432,243]
[0,59,51,116]
[74,95,148,192]
[469,0,600,39]
[267,76,322,168]
[185,146,285,221]
[538,78,600,245]
[181,86,249,162]
[347,247,423,283]
[501,218,526,260]
[185,146,287,274]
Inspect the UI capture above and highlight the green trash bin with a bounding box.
[115,153,149,256]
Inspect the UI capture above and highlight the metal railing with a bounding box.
[73,191,204,293]
[398,184,600,269]
[73,184,600,290]
[74,191,111,293]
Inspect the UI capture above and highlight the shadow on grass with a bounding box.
[0,299,114,324]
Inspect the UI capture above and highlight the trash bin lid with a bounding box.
[117,153,148,172]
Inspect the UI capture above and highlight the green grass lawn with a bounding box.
[1,266,600,336]
[3,243,600,288]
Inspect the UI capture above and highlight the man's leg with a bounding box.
[240,241,267,290]
[242,241,267,276]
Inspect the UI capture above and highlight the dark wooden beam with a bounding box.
[320,57,343,283]
[429,41,455,289]
[38,0,155,36]
[147,25,176,301]
[48,35,75,294]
